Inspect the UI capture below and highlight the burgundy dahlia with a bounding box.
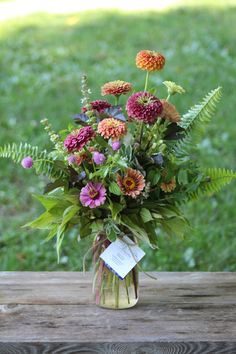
[64,126,95,153]
[82,100,111,114]
[126,91,163,124]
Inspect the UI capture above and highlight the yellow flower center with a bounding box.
[123,177,136,191]
[88,188,98,199]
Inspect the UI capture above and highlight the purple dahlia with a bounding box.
[126,91,163,124]
[64,126,95,153]
[80,182,107,209]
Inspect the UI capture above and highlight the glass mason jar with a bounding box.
[92,232,139,309]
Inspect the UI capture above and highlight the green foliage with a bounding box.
[140,208,153,223]
[178,87,222,130]
[23,192,80,260]
[0,143,68,180]
[0,142,47,163]
[109,181,121,196]
[173,87,222,158]
[190,168,236,199]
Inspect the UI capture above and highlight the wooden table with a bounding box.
[0,272,236,353]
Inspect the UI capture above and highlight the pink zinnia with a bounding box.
[82,100,111,113]
[80,182,107,209]
[64,126,95,153]
[126,91,163,124]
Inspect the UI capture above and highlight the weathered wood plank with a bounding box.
[1,272,236,305]
[0,272,236,353]
[0,342,236,354]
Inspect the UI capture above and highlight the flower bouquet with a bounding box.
[1,50,236,309]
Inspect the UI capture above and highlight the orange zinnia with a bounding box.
[161,178,176,193]
[101,80,132,96]
[136,50,165,72]
[160,99,181,123]
[98,118,127,140]
[117,168,145,198]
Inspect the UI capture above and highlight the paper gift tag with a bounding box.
[100,236,145,280]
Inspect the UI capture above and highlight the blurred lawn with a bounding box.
[1,2,236,271]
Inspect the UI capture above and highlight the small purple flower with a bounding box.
[111,141,121,151]
[21,156,33,169]
[67,155,77,164]
[80,182,107,209]
[92,151,106,165]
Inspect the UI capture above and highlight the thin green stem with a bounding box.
[139,121,144,144]
[115,275,120,309]
[144,71,149,91]
[125,276,130,304]
[115,95,120,106]
[166,93,171,101]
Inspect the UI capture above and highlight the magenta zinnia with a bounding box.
[82,100,111,113]
[64,126,95,153]
[80,182,107,208]
[117,168,145,198]
[126,92,163,124]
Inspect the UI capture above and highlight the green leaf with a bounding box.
[0,142,68,180]
[178,170,188,185]
[44,179,65,193]
[147,169,160,186]
[95,135,108,148]
[116,158,128,168]
[156,205,180,218]
[23,211,58,229]
[56,205,79,262]
[161,216,190,238]
[109,200,124,220]
[190,168,236,199]
[121,215,151,246]
[140,208,153,223]
[109,181,121,196]
[173,87,222,158]
[91,220,104,234]
[44,225,58,242]
[178,87,222,130]
[32,194,64,211]
[143,222,159,249]
[78,218,91,239]
[61,205,80,225]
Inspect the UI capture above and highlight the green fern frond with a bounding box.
[0,142,47,163]
[172,87,222,158]
[178,87,222,130]
[0,142,68,180]
[190,168,236,200]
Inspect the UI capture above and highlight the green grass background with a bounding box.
[1,0,236,271]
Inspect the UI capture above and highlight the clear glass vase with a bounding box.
[92,232,139,309]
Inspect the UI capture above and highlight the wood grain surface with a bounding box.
[0,272,236,353]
